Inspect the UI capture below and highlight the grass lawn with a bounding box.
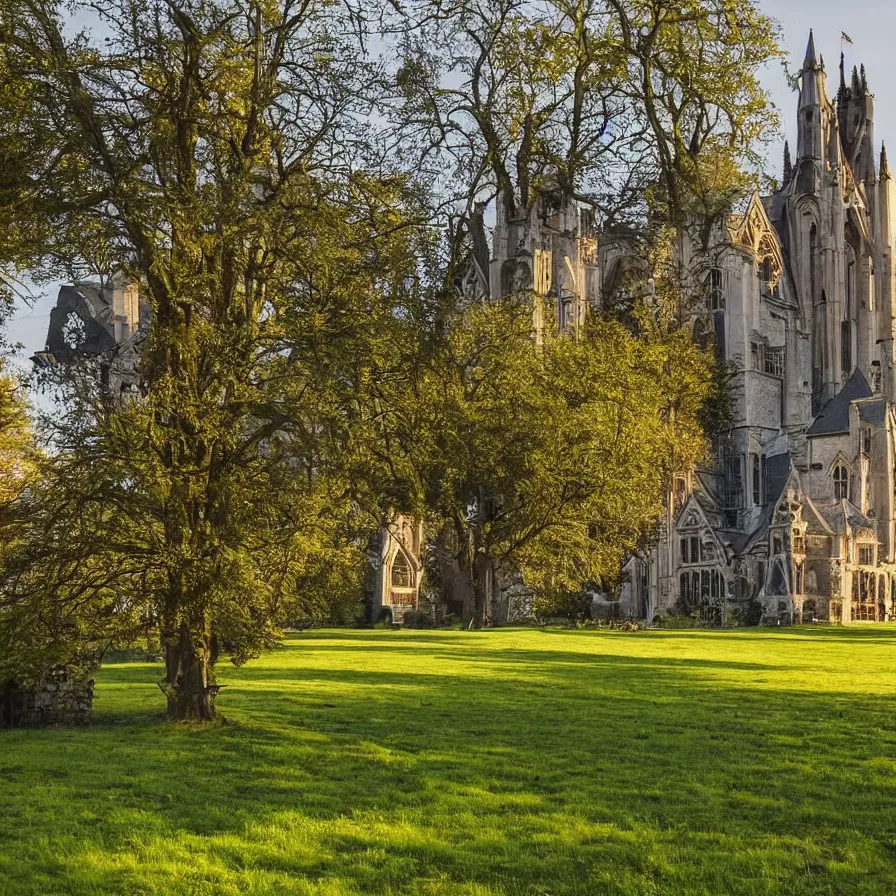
[2,627,896,895]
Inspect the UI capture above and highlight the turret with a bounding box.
[797,31,827,162]
[783,141,793,184]
[839,59,876,185]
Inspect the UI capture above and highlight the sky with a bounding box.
[7,0,896,375]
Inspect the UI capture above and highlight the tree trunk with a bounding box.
[469,552,493,629]
[160,621,217,721]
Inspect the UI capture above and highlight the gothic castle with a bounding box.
[629,32,896,624]
[479,30,896,625]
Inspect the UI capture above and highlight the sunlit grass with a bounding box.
[3,626,896,894]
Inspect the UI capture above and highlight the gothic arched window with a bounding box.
[841,319,853,375]
[391,553,412,588]
[707,268,724,310]
[833,465,849,501]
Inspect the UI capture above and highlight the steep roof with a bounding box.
[806,368,872,436]
[742,452,795,553]
[46,283,117,361]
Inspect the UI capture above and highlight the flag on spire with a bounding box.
[841,31,853,45]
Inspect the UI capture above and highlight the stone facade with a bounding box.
[367,515,424,623]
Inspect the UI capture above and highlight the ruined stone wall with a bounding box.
[1,670,94,728]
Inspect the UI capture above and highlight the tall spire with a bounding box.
[798,30,827,161]
[803,29,819,71]
[783,141,793,183]
[882,143,891,181]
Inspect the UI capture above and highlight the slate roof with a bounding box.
[857,398,887,427]
[806,368,872,436]
[46,283,117,362]
[814,500,875,536]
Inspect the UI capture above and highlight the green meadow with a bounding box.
[2,626,896,895]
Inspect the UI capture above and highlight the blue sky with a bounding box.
[8,1,896,372]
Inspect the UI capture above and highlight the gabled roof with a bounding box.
[814,499,875,536]
[726,191,785,289]
[806,368,872,436]
[742,453,796,553]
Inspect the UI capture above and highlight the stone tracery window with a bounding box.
[680,536,702,564]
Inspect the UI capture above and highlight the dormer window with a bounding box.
[833,465,849,501]
[858,543,875,567]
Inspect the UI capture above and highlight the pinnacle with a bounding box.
[881,143,891,180]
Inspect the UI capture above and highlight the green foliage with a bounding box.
[365,298,712,624]
[391,0,781,227]
[530,583,594,622]
[0,0,783,692]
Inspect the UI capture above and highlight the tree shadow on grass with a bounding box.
[2,633,896,895]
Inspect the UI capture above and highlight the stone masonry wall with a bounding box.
[1,669,94,728]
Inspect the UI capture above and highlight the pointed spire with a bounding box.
[784,141,793,183]
[838,53,849,101]
[861,63,868,93]
[851,65,861,94]
[803,30,819,71]
[881,143,891,180]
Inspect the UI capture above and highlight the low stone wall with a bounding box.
[1,669,94,728]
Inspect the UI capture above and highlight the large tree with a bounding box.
[391,0,779,233]
[373,0,780,624]
[0,0,432,719]
[348,297,711,627]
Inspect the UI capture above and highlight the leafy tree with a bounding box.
[0,362,48,687]
[375,0,780,625]
[0,0,430,719]
[356,298,711,627]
